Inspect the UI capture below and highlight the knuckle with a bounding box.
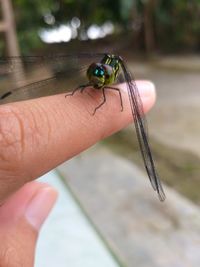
[0,103,52,173]
[0,105,29,202]
[0,103,52,203]
[0,230,21,267]
[0,246,22,267]
[0,105,25,168]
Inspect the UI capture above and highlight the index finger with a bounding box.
[0,81,155,202]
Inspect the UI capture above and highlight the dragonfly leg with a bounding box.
[0,91,12,100]
[65,85,88,97]
[92,88,106,115]
[80,86,88,93]
[105,86,123,111]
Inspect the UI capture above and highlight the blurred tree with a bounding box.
[143,0,156,53]
[133,0,200,52]
[13,0,56,53]
[154,0,200,51]
[3,0,200,54]
[12,0,123,53]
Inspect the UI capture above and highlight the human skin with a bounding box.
[0,80,155,266]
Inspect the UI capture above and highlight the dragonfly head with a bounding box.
[87,63,106,88]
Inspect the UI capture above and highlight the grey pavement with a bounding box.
[58,145,200,267]
[153,55,200,71]
[129,58,200,157]
[35,170,120,267]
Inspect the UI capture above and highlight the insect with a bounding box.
[0,53,166,201]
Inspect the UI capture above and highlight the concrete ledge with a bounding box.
[35,170,120,267]
[58,145,200,267]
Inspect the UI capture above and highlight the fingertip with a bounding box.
[0,182,58,228]
[136,80,156,113]
[25,186,58,231]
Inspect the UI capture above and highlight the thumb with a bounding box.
[0,182,58,267]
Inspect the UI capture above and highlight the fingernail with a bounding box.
[137,81,156,98]
[25,187,58,231]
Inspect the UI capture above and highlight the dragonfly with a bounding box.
[0,53,166,201]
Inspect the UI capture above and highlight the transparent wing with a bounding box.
[119,57,166,201]
[0,53,105,104]
[0,53,166,200]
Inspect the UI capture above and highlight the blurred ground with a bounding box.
[129,55,200,156]
[58,145,200,267]
[56,55,200,267]
[103,54,200,203]
[36,171,120,267]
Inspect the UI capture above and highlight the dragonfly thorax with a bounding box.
[87,62,118,89]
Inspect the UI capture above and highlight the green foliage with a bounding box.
[57,0,121,24]
[13,0,56,52]
[154,0,200,51]
[10,0,200,53]
[12,0,123,53]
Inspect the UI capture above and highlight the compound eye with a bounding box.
[94,67,105,77]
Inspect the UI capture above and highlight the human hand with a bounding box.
[0,81,155,266]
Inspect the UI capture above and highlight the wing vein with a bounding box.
[119,57,166,201]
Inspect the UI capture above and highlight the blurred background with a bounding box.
[1,0,200,266]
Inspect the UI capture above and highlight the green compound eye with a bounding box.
[94,68,104,77]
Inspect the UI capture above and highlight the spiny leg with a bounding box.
[105,86,123,111]
[92,88,106,115]
[65,84,89,98]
